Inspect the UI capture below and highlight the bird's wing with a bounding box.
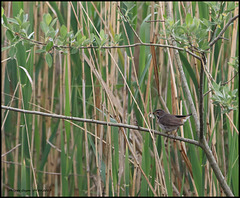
[159,114,184,126]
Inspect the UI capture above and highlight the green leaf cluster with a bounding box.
[118,2,137,27]
[2,7,122,66]
[228,57,239,73]
[2,8,30,43]
[40,13,58,41]
[211,81,238,114]
[1,8,31,58]
[164,2,237,52]
[205,2,236,25]
[94,29,108,49]
[164,15,210,51]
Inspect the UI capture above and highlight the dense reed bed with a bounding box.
[1,2,238,196]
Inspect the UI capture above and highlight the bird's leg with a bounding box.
[164,131,170,145]
[173,128,179,143]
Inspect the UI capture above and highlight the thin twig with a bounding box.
[1,105,200,147]
[117,5,142,43]
[221,71,239,85]
[209,14,239,47]
[224,110,239,135]
[1,144,21,157]
[145,20,165,23]
[1,160,82,176]
[199,58,205,140]
[208,2,225,43]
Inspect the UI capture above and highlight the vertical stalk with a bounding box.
[199,61,204,140]
[82,48,90,196]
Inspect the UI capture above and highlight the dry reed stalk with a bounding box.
[0,1,14,195]
[220,114,227,176]
[1,5,9,191]
[67,2,79,192]
[120,15,127,194]
[40,2,50,190]
[32,0,38,171]
[67,0,74,154]
[105,6,111,193]
[131,132,137,196]
[81,24,90,195]
[106,13,116,194]
[58,48,63,194]
[45,2,55,191]
[228,3,238,135]
[157,3,169,110]
[208,43,217,147]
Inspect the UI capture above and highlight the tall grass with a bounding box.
[1,1,239,196]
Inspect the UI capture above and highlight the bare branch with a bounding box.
[221,71,239,85]
[1,144,21,157]
[209,14,239,47]
[1,105,199,147]
[145,20,165,23]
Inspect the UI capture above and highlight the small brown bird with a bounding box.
[153,109,192,132]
